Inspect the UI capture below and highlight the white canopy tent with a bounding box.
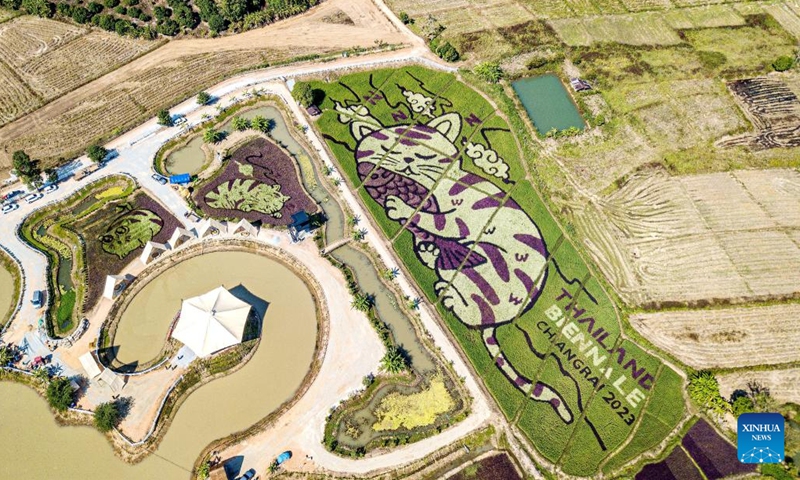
[98,368,125,392]
[171,286,251,357]
[79,351,102,379]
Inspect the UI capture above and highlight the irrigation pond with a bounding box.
[0,262,15,322]
[512,74,585,135]
[0,250,317,479]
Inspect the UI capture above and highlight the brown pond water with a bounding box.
[0,250,317,480]
[0,261,15,322]
[164,136,206,175]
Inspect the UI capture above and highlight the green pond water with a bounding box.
[512,74,585,135]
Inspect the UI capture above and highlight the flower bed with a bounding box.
[193,137,316,226]
[681,419,755,479]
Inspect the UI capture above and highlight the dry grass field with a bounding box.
[718,368,800,404]
[0,17,158,127]
[630,304,800,369]
[575,167,800,307]
[0,0,407,176]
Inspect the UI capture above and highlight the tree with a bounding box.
[22,0,54,17]
[12,150,41,185]
[72,6,90,22]
[474,62,503,83]
[87,144,108,163]
[0,346,12,366]
[197,461,211,479]
[103,0,118,7]
[87,1,102,14]
[45,168,59,185]
[157,18,180,36]
[203,127,223,144]
[687,371,730,415]
[157,109,173,126]
[93,401,120,432]
[46,377,73,411]
[196,91,211,105]
[33,366,51,384]
[380,346,408,374]
[94,13,116,31]
[232,117,250,131]
[398,11,412,24]
[382,268,400,281]
[207,13,227,32]
[219,0,247,23]
[352,228,367,241]
[435,41,459,62]
[250,115,273,133]
[350,291,373,312]
[115,18,132,36]
[292,82,314,107]
[773,55,795,72]
[731,395,754,417]
[173,5,199,28]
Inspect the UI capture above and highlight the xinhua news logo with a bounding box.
[738,412,784,464]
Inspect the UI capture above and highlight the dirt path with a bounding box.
[0,0,416,176]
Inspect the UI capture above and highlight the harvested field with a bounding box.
[0,0,406,177]
[719,75,800,150]
[764,1,800,39]
[631,304,800,369]
[576,167,800,306]
[0,16,159,127]
[718,368,800,405]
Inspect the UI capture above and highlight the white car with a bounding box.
[42,184,58,194]
[24,193,43,204]
[2,203,18,214]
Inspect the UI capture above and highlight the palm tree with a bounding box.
[232,117,250,131]
[352,228,367,241]
[381,346,408,374]
[347,214,361,226]
[351,292,373,312]
[33,366,50,384]
[382,268,400,281]
[332,177,342,187]
[407,297,421,310]
[0,346,11,366]
[203,128,224,144]
[323,165,334,176]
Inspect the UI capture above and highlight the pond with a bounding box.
[0,250,317,480]
[164,136,205,176]
[512,74,585,135]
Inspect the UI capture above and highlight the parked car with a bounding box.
[42,184,58,194]
[239,469,256,480]
[24,193,43,204]
[32,290,44,308]
[151,173,168,185]
[1,202,18,214]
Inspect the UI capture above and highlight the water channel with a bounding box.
[0,250,317,480]
[512,74,585,135]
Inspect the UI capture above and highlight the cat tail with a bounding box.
[482,327,574,423]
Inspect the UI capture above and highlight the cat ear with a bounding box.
[428,113,461,143]
[351,121,377,141]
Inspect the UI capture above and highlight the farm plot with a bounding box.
[631,304,800,369]
[575,168,800,306]
[193,137,317,225]
[718,368,800,406]
[450,452,522,480]
[312,66,685,477]
[0,16,85,68]
[20,176,180,335]
[763,1,800,39]
[0,60,38,124]
[719,75,800,150]
[634,446,703,480]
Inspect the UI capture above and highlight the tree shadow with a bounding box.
[116,396,134,420]
[311,89,326,106]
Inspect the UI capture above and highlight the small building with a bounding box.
[140,241,170,265]
[169,173,191,185]
[168,227,196,249]
[79,351,102,379]
[289,211,312,242]
[306,105,322,117]
[569,78,592,92]
[197,218,226,238]
[102,275,128,300]
[231,218,257,237]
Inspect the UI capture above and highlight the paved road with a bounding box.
[0,48,494,477]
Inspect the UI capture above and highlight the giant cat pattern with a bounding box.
[336,101,574,423]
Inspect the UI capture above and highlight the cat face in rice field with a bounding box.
[100,208,163,258]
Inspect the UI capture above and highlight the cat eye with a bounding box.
[414,153,437,160]
[380,145,401,155]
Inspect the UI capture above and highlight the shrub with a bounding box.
[113,4,125,14]
[46,377,74,412]
[398,11,412,24]
[22,0,54,17]
[87,144,108,163]
[196,91,211,105]
[380,346,409,374]
[435,41,459,62]
[87,1,102,14]
[103,0,118,7]
[93,401,120,432]
[474,62,503,83]
[57,2,73,16]
[157,109,173,126]
[773,55,795,72]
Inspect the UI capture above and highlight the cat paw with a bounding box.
[434,280,448,296]
[419,242,440,269]
[385,195,412,221]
